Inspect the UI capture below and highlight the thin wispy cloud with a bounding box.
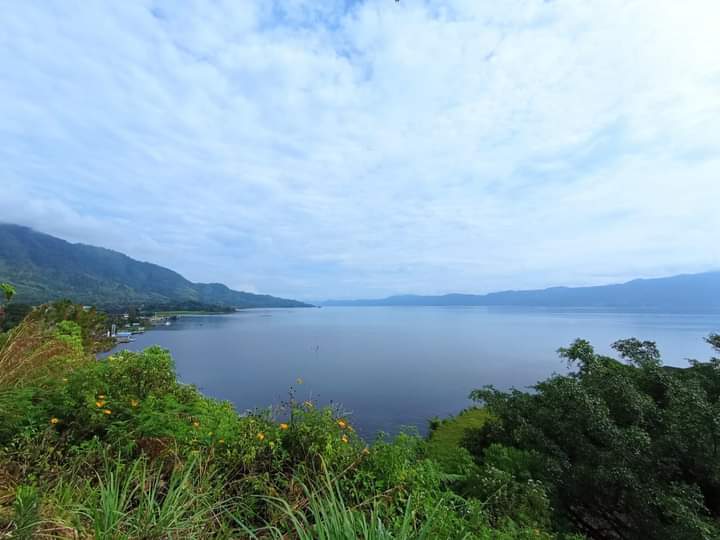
[2,0,719,299]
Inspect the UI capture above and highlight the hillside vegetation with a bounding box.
[1,300,719,538]
[0,224,310,309]
[0,302,570,539]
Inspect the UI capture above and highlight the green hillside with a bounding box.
[0,224,310,309]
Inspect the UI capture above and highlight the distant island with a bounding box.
[323,271,720,312]
[0,224,311,310]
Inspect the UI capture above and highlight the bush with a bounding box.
[0,303,572,539]
[467,337,720,539]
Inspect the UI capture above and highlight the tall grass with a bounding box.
[75,456,228,539]
[230,465,450,540]
[11,484,41,540]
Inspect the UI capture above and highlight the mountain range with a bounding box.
[3,223,718,312]
[0,224,310,309]
[322,272,720,311]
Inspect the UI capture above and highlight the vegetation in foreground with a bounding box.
[0,295,718,538]
[465,334,720,539]
[0,301,565,539]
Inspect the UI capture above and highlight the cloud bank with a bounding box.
[2,0,719,299]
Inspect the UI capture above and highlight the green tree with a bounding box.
[0,282,16,329]
[1,282,15,306]
[466,336,720,539]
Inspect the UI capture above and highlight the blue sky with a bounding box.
[2,0,719,300]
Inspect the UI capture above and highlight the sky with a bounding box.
[2,0,720,301]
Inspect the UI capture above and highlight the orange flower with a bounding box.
[50,417,60,425]
[341,434,349,444]
[279,423,289,430]
[257,432,265,441]
[102,409,112,415]
[130,399,139,408]
[95,400,106,408]
[337,419,347,429]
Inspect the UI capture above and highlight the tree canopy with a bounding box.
[466,336,720,539]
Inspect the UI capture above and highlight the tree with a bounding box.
[465,336,720,539]
[0,282,14,305]
[0,282,16,324]
[707,333,720,356]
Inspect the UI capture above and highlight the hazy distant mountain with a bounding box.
[0,224,310,309]
[323,272,720,311]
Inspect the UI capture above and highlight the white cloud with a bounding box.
[1,0,719,299]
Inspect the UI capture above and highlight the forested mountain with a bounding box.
[0,224,309,309]
[323,271,720,311]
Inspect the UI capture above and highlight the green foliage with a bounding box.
[708,333,720,354]
[427,408,489,474]
[264,467,443,540]
[467,336,720,539]
[0,282,18,347]
[36,300,112,351]
[73,456,222,539]
[0,301,577,539]
[55,320,83,351]
[460,444,552,531]
[11,484,40,540]
[0,303,33,332]
[0,282,15,304]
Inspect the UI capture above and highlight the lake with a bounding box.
[108,306,719,437]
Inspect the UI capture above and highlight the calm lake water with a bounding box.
[108,306,719,437]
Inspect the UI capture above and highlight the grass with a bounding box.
[426,408,490,470]
[261,467,445,540]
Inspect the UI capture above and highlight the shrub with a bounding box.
[0,304,572,539]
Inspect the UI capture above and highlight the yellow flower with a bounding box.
[97,394,106,399]
[341,434,349,444]
[130,399,139,408]
[347,425,354,432]
[257,432,265,441]
[337,419,347,429]
[95,400,106,408]
[50,417,60,425]
[192,421,200,428]
[218,439,225,444]
[279,423,289,430]
[102,409,112,415]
